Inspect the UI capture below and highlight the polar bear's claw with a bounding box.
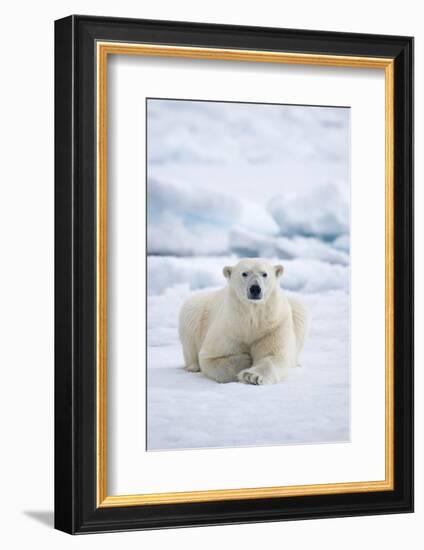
[238,369,264,385]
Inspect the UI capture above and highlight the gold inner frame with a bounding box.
[96,42,395,508]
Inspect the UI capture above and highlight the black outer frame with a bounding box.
[54,15,414,534]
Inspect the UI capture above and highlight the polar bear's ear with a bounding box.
[223,266,232,279]
[274,264,284,278]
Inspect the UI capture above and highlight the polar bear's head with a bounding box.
[223,258,284,304]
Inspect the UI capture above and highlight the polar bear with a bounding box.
[178,258,308,385]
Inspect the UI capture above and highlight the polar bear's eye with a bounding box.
[242,272,248,278]
[262,272,268,278]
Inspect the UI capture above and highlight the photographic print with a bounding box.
[55,17,413,532]
[146,98,350,451]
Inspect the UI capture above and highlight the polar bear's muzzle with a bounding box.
[248,282,263,301]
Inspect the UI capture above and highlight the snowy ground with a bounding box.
[146,99,350,451]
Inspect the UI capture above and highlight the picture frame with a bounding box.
[54,14,414,534]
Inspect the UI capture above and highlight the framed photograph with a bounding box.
[54,15,414,534]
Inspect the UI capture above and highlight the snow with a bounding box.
[146,99,350,451]
[230,226,349,265]
[268,182,349,240]
[147,255,349,296]
[147,176,279,256]
[147,99,349,168]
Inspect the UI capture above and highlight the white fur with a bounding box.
[179,258,309,385]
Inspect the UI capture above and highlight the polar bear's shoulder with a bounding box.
[287,294,308,319]
[179,288,225,325]
[179,288,226,342]
[182,287,225,309]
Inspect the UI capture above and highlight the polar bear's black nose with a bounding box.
[250,284,261,297]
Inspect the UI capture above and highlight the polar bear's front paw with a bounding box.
[184,363,200,373]
[237,368,265,385]
[237,363,282,385]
